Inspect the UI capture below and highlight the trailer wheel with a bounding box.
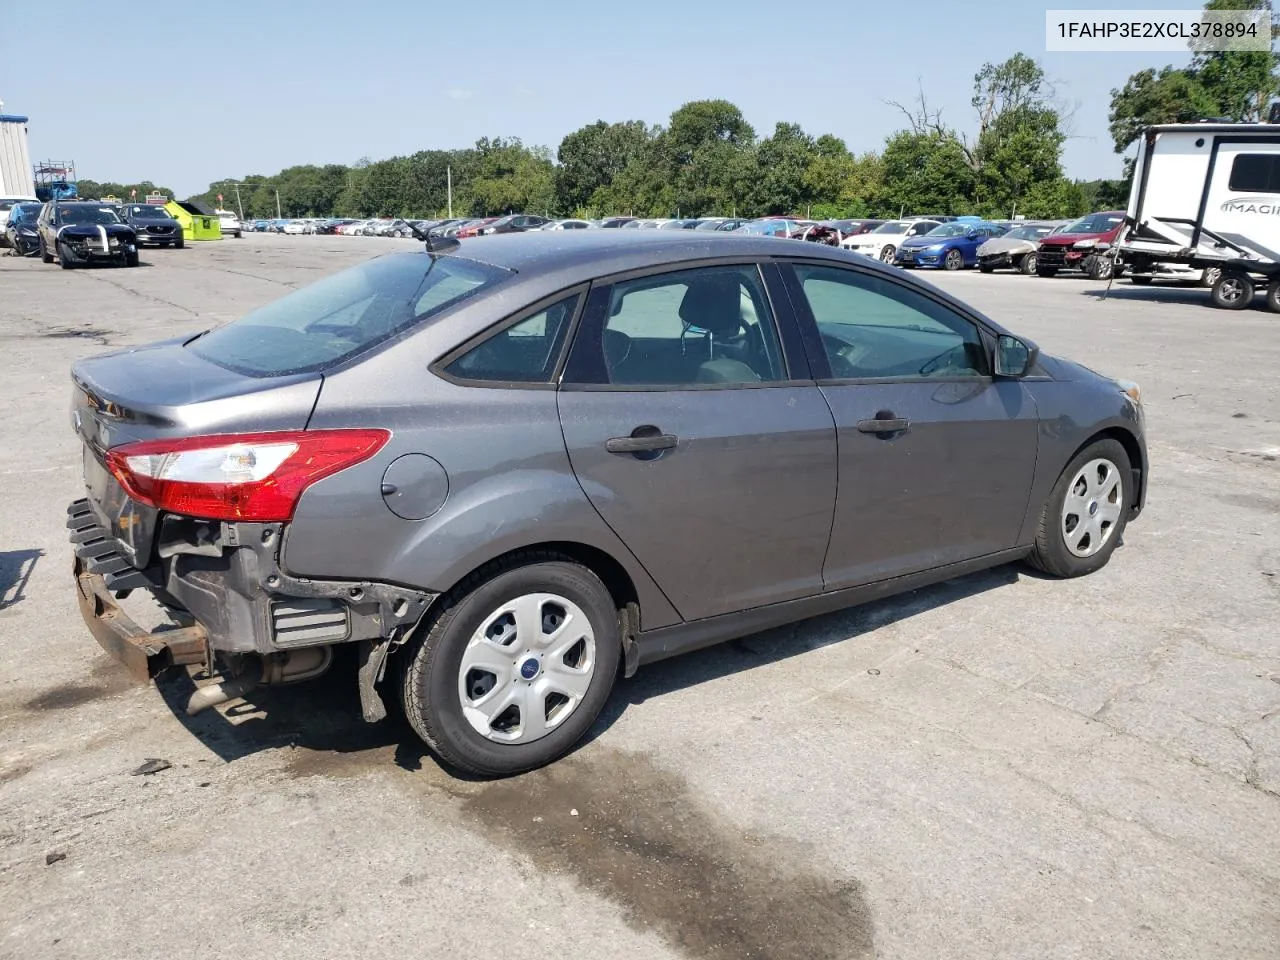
[1200,267,1221,288]
[1211,272,1254,310]
[1266,279,1280,313]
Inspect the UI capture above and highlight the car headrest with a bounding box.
[679,275,743,337]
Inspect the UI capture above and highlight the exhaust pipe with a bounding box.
[184,646,333,716]
[186,658,262,716]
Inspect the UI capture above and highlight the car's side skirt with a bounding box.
[633,546,1032,666]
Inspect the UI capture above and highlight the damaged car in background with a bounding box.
[68,231,1148,777]
[977,221,1065,274]
[38,201,139,268]
[4,202,42,256]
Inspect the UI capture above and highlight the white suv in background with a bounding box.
[843,219,940,262]
[215,210,242,238]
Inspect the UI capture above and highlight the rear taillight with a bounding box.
[105,429,389,522]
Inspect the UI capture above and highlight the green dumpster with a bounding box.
[164,200,222,241]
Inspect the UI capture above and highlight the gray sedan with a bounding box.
[67,232,1146,776]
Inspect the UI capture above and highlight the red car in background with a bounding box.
[455,217,499,238]
[1033,211,1126,280]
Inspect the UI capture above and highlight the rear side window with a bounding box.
[1228,154,1280,193]
[188,253,511,377]
[444,293,581,384]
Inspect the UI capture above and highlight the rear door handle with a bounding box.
[856,417,910,434]
[606,433,678,453]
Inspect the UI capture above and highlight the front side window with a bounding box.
[793,264,988,380]
[444,293,580,384]
[1228,153,1280,193]
[188,252,511,377]
[571,264,787,386]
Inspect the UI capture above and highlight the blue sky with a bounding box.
[1,0,1198,196]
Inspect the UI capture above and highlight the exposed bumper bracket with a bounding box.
[74,556,209,681]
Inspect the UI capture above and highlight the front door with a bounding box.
[557,262,837,621]
[781,261,1039,590]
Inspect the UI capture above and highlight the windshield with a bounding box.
[10,205,40,224]
[59,206,122,226]
[873,221,912,234]
[1063,213,1123,234]
[736,220,790,235]
[1006,225,1053,240]
[188,253,512,377]
[126,205,169,218]
[925,223,971,238]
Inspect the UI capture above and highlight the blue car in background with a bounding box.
[895,221,1008,270]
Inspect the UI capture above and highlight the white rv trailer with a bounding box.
[1121,121,1280,310]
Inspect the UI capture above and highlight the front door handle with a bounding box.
[606,433,678,453]
[856,417,909,435]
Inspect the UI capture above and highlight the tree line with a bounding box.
[178,52,1087,223]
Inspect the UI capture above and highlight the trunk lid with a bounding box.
[71,337,323,562]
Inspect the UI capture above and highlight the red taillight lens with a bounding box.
[105,429,390,522]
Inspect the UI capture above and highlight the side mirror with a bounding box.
[966,230,980,240]
[994,334,1039,378]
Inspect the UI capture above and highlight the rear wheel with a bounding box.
[1266,278,1280,313]
[1211,272,1254,309]
[40,239,53,264]
[1028,438,1132,578]
[400,558,621,777]
[944,249,963,270]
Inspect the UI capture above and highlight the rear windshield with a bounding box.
[188,252,512,377]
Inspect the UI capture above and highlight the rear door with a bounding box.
[557,261,838,621]
[779,261,1039,590]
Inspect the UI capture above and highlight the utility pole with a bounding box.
[447,166,453,218]
[275,188,282,219]
[232,182,244,222]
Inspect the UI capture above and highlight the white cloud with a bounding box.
[447,88,473,101]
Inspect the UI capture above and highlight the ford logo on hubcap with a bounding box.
[519,657,540,680]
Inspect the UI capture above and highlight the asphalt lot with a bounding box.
[1,236,1278,960]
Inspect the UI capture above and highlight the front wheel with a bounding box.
[125,249,139,267]
[1019,253,1037,275]
[1211,272,1254,309]
[57,242,75,269]
[399,558,621,777]
[1087,254,1114,280]
[944,249,963,271]
[978,262,994,273]
[1027,438,1132,578]
[175,232,185,249]
[880,245,895,263]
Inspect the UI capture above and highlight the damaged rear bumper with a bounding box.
[73,555,208,680]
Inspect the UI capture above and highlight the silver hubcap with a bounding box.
[947,251,960,268]
[1220,278,1244,302]
[881,246,894,262]
[458,592,596,744]
[1061,458,1123,558]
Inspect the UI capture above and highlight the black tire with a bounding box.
[944,249,964,271]
[1266,278,1280,313]
[57,242,75,269]
[1036,266,1058,278]
[125,250,139,267]
[40,239,53,264]
[400,557,621,777]
[234,230,241,239]
[175,233,185,249]
[1087,254,1114,280]
[1019,253,1037,275]
[880,245,895,263]
[1211,272,1254,309]
[1200,267,1221,288]
[979,262,994,273]
[1130,275,1152,286]
[1027,438,1133,579]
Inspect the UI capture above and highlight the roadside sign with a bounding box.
[145,192,168,205]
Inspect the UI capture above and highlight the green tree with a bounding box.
[1192,0,1278,120]
[875,130,976,217]
[555,120,651,214]
[1108,67,1221,153]
[752,122,819,215]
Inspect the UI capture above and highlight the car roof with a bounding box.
[440,229,913,282]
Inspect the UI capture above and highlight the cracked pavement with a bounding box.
[0,238,1277,960]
